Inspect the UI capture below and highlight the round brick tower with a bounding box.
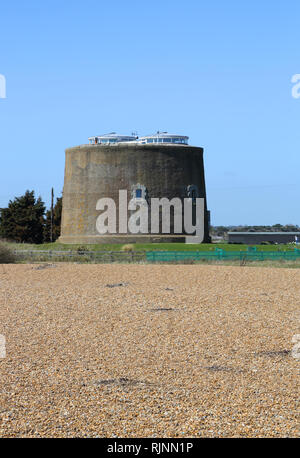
[59,133,210,244]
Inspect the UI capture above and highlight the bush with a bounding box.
[121,244,135,252]
[76,246,89,255]
[0,243,16,263]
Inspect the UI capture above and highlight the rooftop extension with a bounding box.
[88,131,189,145]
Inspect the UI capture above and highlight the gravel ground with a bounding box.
[0,263,299,437]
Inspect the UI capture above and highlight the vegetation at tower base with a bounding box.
[0,190,46,244]
[43,196,62,242]
[0,243,16,263]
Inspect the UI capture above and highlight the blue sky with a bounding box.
[0,0,299,225]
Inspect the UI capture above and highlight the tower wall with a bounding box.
[59,143,210,243]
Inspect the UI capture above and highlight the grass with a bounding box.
[2,240,299,252]
[2,240,300,268]
[160,259,300,268]
[2,240,300,267]
[14,257,300,269]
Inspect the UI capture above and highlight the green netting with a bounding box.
[146,249,300,262]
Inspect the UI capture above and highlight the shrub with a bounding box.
[77,246,89,255]
[0,243,16,263]
[121,244,135,252]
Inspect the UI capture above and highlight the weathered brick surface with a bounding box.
[59,143,210,243]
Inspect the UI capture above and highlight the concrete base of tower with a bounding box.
[58,234,211,244]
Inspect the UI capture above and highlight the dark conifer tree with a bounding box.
[0,190,45,243]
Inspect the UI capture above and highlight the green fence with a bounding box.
[146,249,300,263]
[13,248,300,264]
[14,250,146,263]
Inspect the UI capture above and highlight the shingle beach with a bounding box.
[0,264,299,437]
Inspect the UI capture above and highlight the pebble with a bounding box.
[0,263,299,437]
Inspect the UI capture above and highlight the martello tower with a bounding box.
[59,132,211,244]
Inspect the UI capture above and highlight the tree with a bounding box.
[0,190,46,243]
[43,196,62,242]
